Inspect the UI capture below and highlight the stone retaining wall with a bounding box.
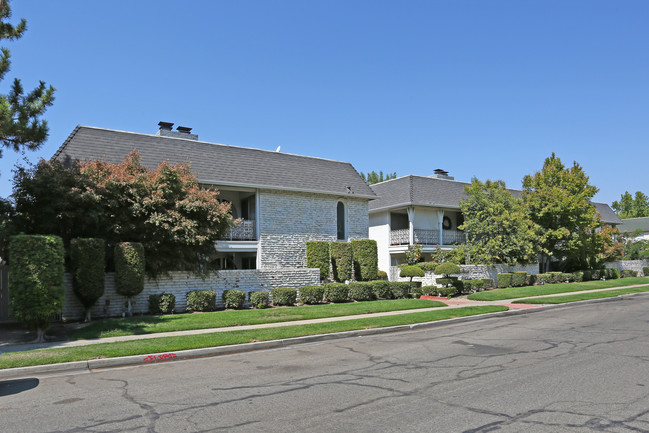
[62,268,320,321]
[605,259,649,276]
[389,263,539,286]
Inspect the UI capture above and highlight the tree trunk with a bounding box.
[34,328,46,343]
[84,309,92,322]
[127,298,133,317]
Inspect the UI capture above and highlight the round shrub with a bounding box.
[223,290,246,309]
[149,293,176,314]
[436,277,453,287]
[420,286,439,296]
[323,283,350,303]
[643,267,649,277]
[606,268,620,279]
[481,278,494,288]
[299,285,325,304]
[435,262,461,277]
[377,270,388,280]
[416,262,438,272]
[371,280,392,299]
[400,265,424,281]
[590,269,602,280]
[348,282,376,302]
[186,290,217,312]
[271,287,297,306]
[436,285,458,297]
[249,291,270,309]
[9,234,65,341]
[70,238,105,321]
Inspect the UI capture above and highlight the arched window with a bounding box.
[337,201,345,240]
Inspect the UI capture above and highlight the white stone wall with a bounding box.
[605,259,649,276]
[369,211,391,273]
[258,189,369,268]
[61,268,320,321]
[388,263,539,286]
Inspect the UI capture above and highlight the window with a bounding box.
[337,201,345,240]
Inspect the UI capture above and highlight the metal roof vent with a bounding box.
[156,122,198,140]
[430,168,454,180]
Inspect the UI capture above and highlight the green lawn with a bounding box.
[73,299,447,339]
[0,306,508,369]
[467,277,649,301]
[513,286,649,304]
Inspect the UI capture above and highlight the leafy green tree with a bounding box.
[459,178,538,265]
[360,170,397,185]
[12,152,234,278]
[522,153,601,272]
[0,1,55,159]
[404,243,423,265]
[612,191,649,218]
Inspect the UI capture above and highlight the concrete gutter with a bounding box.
[2,292,646,380]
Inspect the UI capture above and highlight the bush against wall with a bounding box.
[299,286,324,304]
[323,283,350,303]
[351,239,378,281]
[330,242,352,282]
[271,287,297,306]
[306,241,330,281]
[222,290,246,309]
[115,242,145,316]
[9,235,65,342]
[186,290,216,312]
[149,293,176,314]
[249,291,270,309]
[70,238,105,322]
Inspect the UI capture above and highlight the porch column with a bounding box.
[407,207,415,245]
[437,210,444,245]
[255,190,261,269]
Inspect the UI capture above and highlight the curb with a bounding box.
[2,292,648,380]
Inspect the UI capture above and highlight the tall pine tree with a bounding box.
[0,1,55,159]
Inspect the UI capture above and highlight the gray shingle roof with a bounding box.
[617,217,649,234]
[369,175,621,225]
[52,126,376,199]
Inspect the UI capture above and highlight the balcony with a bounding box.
[390,228,465,246]
[220,220,256,241]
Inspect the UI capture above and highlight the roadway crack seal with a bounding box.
[2,292,648,380]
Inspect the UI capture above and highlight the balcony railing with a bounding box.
[390,228,465,246]
[220,220,257,241]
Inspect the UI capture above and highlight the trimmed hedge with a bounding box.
[590,269,602,280]
[149,293,176,314]
[223,290,246,309]
[463,279,485,292]
[351,239,378,281]
[306,241,330,281]
[511,271,527,287]
[621,269,638,278]
[186,290,217,312]
[70,238,105,320]
[535,273,551,285]
[482,278,494,288]
[644,267,649,277]
[348,282,376,301]
[605,268,620,279]
[572,271,584,283]
[377,270,388,280]
[497,273,513,288]
[389,282,413,299]
[271,287,297,306]
[249,291,270,309]
[548,272,563,284]
[299,285,325,304]
[115,242,145,300]
[330,242,353,282]
[9,235,65,336]
[372,280,393,299]
[323,283,350,303]
[416,262,438,272]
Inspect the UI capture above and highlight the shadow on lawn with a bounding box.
[71,315,174,340]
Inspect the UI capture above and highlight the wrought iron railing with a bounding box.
[389,228,465,246]
[220,220,257,241]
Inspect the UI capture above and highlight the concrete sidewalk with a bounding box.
[3,283,646,354]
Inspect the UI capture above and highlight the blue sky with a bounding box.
[1,0,647,205]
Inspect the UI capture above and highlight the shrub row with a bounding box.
[497,267,632,289]
[306,239,379,282]
[644,267,649,277]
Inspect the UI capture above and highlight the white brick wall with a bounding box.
[61,268,320,321]
[258,189,369,268]
[605,259,649,276]
[388,263,539,286]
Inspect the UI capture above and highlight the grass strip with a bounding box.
[513,286,649,304]
[467,277,649,301]
[73,299,446,339]
[0,306,507,369]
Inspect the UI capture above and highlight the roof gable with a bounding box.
[52,126,376,199]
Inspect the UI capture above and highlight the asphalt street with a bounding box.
[2,296,649,432]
